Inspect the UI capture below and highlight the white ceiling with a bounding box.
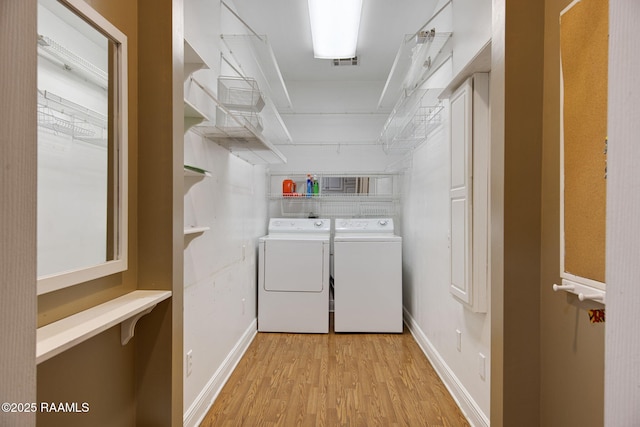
[229,0,438,87]
[226,0,440,144]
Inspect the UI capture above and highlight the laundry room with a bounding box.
[5,0,617,426]
[180,0,493,423]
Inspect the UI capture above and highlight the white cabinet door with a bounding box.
[449,73,489,312]
[450,78,473,306]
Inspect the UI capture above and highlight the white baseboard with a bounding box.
[404,308,489,427]
[183,319,257,427]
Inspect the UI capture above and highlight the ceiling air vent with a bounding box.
[332,56,359,66]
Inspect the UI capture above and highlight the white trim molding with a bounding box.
[404,308,489,427]
[183,320,257,427]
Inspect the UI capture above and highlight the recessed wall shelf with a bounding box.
[36,290,172,364]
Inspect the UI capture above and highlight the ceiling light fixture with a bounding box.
[308,0,363,59]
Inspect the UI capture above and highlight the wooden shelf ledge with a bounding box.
[36,290,172,364]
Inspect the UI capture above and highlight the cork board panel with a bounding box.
[560,0,608,283]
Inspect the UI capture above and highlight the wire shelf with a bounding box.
[276,197,400,219]
[215,106,263,133]
[378,30,452,110]
[384,105,444,152]
[189,77,286,164]
[268,173,401,219]
[37,34,108,89]
[37,89,108,147]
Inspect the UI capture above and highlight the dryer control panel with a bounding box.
[268,218,330,233]
[335,218,394,233]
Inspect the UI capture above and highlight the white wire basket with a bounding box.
[217,76,265,112]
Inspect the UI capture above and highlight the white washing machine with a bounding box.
[333,218,403,333]
[258,218,330,333]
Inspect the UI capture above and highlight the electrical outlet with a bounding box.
[479,353,486,380]
[241,298,246,315]
[456,329,462,352]
[186,350,193,377]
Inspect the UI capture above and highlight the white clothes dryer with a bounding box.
[333,218,403,333]
[258,218,330,333]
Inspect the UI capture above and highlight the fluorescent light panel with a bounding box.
[308,0,363,59]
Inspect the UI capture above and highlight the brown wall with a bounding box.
[540,0,605,425]
[501,1,545,424]
[36,1,140,426]
[136,0,184,423]
[492,1,605,425]
[36,0,185,422]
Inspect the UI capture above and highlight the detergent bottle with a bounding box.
[306,174,312,198]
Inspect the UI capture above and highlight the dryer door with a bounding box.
[263,239,325,292]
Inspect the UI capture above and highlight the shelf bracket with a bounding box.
[120,305,155,345]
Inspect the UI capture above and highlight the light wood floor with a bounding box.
[200,317,469,427]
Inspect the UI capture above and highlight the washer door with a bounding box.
[263,240,325,292]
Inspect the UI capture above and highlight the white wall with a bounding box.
[452,0,492,77]
[402,101,491,425]
[269,143,403,174]
[268,78,407,220]
[401,0,492,425]
[605,1,640,424]
[182,0,269,424]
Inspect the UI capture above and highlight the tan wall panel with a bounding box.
[539,0,605,426]
[36,1,140,426]
[499,1,546,425]
[37,327,135,426]
[136,0,184,423]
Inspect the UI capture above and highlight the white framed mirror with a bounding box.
[37,0,128,295]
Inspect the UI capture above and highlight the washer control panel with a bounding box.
[268,218,330,233]
[335,218,394,233]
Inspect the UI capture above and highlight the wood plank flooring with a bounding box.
[199,320,470,427]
